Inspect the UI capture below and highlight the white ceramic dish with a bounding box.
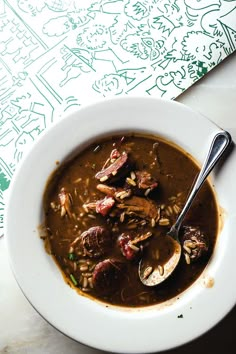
[5,97,236,353]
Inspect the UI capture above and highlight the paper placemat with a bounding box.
[1,0,236,234]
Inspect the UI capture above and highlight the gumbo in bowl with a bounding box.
[42,134,218,307]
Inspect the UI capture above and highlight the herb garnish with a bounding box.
[70,274,78,286]
[68,253,76,261]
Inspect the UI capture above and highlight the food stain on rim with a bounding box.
[201,275,215,288]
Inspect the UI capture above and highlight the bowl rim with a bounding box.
[5,96,236,353]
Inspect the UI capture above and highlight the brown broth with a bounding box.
[42,135,218,307]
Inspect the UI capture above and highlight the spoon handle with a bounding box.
[171,130,232,236]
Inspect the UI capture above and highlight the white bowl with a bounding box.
[5,97,236,353]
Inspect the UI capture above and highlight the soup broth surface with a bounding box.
[43,135,218,307]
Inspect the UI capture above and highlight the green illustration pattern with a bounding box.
[1,0,236,235]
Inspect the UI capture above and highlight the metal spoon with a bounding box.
[139,130,232,286]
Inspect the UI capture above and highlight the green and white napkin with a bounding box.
[1,0,236,233]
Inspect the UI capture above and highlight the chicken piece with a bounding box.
[58,188,73,217]
[116,196,160,221]
[97,184,160,221]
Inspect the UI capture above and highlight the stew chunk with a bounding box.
[181,226,209,263]
[125,170,158,196]
[95,151,132,183]
[81,226,112,258]
[92,259,124,294]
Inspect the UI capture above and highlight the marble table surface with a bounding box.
[1,52,236,354]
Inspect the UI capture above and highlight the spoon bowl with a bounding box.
[139,237,181,286]
[139,130,232,286]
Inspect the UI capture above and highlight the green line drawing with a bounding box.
[219,20,236,52]
[0,17,10,32]
[152,15,183,36]
[77,23,110,50]
[218,5,236,52]
[42,8,95,37]
[0,36,32,65]
[0,88,16,106]
[24,36,67,69]
[0,0,236,229]
[109,17,135,45]
[0,3,60,71]
[29,78,54,123]
[184,0,221,29]
[87,0,124,15]
[93,47,129,72]
[92,67,151,96]
[17,0,73,15]
[0,158,13,179]
[59,46,94,87]
[124,0,151,21]
[182,31,215,61]
[1,77,55,162]
[75,20,132,71]
[0,103,18,123]
[43,16,75,37]
[63,45,95,72]
[10,93,47,119]
[9,91,50,162]
[37,58,63,104]
[12,71,28,87]
[149,0,183,35]
[64,96,80,112]
[0,56,12,74]
[0,75,8,87]
[14,129,39,162]
[4,0,49,49]
[11,119,21,134]
[0,2,6,17]
[0,188,5,234]
[126,73,152,92]
[0,128,14,147]
[220,3,236,19]
[0,168,11,192]
[121,32,163,61]
[119,20,169,61]
[146,66,186,98]
[183,0,236,35]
